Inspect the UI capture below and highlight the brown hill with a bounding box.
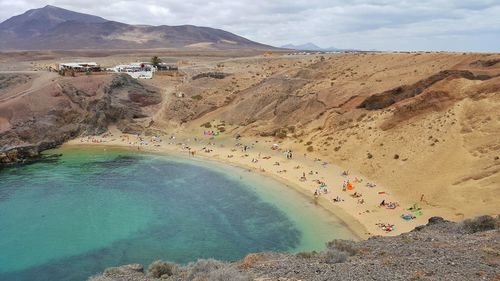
[157,52,500,220]
[0,5,274,50]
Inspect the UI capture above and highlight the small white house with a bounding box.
[109,63,156,79]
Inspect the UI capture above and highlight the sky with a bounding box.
[0,0,499,51]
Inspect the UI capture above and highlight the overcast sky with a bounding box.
[1,0,499,51]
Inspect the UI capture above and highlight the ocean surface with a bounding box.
[0,146,355,281]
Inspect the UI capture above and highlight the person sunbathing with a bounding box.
[352,192,362,198]
[387,202,397,209]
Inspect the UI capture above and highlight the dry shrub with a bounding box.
[201,122,212,128]
[148,260,177,278]
[458,215,498,233]
[239,253,266,269]
[322,249,349,264]
[296,251,318,259]
[326,239,358,256]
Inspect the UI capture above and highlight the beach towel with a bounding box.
[413,210,423,216]
[401,214,416,221]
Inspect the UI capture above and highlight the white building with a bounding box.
[59,62,100,72]
[109,63,156,79]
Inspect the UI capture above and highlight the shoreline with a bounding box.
[62,129,431,239]
[61,142,368,240]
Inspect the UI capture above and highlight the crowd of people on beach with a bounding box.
[78,128,427,235]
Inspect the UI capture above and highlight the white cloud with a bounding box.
[0,0,498,51]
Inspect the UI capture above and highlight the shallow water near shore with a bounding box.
[0,146,355,281]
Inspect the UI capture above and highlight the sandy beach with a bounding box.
[64,126,435,239]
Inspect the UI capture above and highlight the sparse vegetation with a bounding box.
[307,146,314,152]
[322,248,349,264]
[326,239,358,256]
[458,215,498,233]
[296,251,318,259]
[239,253,266,268]
[201,122,212,128]
[151,56,162,67]
[191,94,203,100]
[148,260,177,278]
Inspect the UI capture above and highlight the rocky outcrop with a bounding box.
[192,72,228,80]
[0,73,32,91]
[358,70,494,110]
[0,74,161,166]
[470,59,500,68]
[89,215,500,281]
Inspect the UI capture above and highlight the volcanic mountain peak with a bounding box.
[0,5,107,34]
[0,6,273,50]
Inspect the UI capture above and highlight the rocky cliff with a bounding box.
[0,74,161,165]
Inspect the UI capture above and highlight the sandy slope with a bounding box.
[177,52,500,222]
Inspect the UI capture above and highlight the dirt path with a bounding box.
[0,71,59,102]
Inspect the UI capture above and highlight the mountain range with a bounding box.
[281,43,356,52]
[0,5,273,50]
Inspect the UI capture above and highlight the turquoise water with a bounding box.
[0,146,355,281]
